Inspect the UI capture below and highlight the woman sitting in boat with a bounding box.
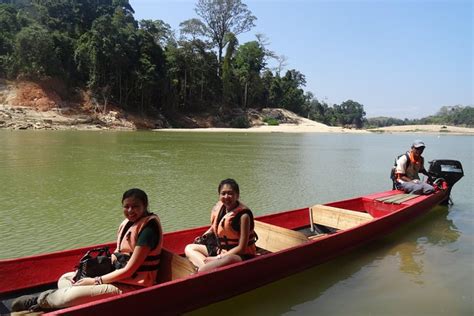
[12,188,163,312]
[185,178,257,272]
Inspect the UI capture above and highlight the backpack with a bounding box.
[390,153,410,187]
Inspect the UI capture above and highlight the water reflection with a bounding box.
[383,206,460,284]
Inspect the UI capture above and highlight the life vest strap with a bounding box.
[145,254,161,261]
[218,235,257,250]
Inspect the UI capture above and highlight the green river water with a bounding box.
[0,130,472,315]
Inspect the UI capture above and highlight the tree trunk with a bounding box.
[183,69,187,107]
[244,81,248,109]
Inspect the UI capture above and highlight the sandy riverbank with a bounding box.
[156,114,473,134]
[156,118,369,134]
[156,124,474,135]
[368,124,474,135]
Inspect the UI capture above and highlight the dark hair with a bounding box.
[218,178,240,194]
[122,188,149,209]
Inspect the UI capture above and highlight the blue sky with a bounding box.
[130,0,473,119]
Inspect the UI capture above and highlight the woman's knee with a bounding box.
[185,244,207,257]
[184,244,197,256]
[57,272,76,288]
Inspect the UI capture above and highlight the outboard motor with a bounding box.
[428,160,464,204]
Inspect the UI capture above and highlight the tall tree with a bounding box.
[222,32,238,105]
[194,0,256,74]
[140,19,173,47]
[234,40,265,108]
[278,69,307,113]
[334,100,366,128]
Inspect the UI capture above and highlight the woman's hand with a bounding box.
[73,277,95,286]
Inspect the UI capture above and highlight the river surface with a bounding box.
[0,130,472,315]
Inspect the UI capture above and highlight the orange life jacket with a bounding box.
[210,201,257,256]
[396,151,424,180]
[115,213,162,287]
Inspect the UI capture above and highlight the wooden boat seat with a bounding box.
[254,220,308,253]
[310,204,373,230]
[375,193,418,204]
[156,249,196,283]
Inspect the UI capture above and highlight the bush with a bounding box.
[263,117,279,125]
[230,116,250,128]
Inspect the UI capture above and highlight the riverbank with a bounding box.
[368,124,474,135]
[1,79,473,134]
[158,120,368,134]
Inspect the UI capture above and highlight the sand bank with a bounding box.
[156,115,369,134]
[369,125,474,135]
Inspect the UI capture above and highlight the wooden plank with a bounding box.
[310,205,373,230]
[170,253,196,280]
[157,249,196,283]
[307,233,328,240]
[375,193,407,202]
[387,194,418,204]
[394,194,419,203]
[254,220,308,253]
[378,194,418,204]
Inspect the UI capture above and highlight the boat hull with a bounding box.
[0,189,449,315]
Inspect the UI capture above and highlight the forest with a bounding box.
[0,0,472,128]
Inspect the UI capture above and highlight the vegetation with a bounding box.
[0,1,470,128]
[263,117,279,126]
[366,105,473,128]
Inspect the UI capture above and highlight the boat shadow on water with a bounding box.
[188,205,459,316]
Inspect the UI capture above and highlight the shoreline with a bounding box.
[155,123,369,134]
[367,124,474,136]
[154,124,474,135]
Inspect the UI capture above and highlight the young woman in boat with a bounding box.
[185,178,257,272]
[11,188,163,312]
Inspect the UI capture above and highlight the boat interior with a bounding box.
[252,193,419,255]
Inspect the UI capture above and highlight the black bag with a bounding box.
[73,247,115,281]
[194,232,219,256]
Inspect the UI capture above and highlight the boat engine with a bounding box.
[428,160,464,188]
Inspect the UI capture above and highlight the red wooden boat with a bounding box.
[0,160,463,315]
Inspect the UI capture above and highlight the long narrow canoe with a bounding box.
[0,160,464,315]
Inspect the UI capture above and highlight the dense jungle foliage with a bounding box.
[0,0,471,127]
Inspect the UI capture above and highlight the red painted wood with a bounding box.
[0,189,449,315]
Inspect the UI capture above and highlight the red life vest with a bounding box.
[115,213,162,287]
[210,201,257,256]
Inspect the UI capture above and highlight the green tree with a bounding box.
[165,36,219,111]
[234,40,265,108]
[0,4,21,76]
[194,0,256,73]
[14,24,59,78]
[222,32,238,105]
[334,100,366,128]
[134,26,166,113]
[278,69,307,114]
[140,19,173,47]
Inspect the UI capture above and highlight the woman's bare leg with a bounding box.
[184,244,208,268]
[198,254,242,273]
